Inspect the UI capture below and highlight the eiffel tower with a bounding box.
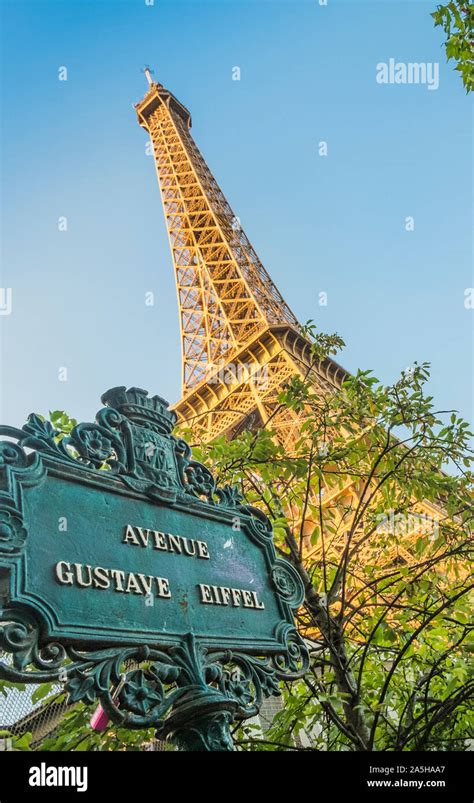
[135,72,346,449]
[135,72,445,565]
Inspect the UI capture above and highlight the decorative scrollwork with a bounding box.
[238,503,274,543]
[271,624,310,678]
[120,669,165,716]
[215,485,243,508]
[0,440,28,469]
[272,560,305,608]
[5,388,287,527]
[14,389,249,510]
[183,460,216,502]
[0,610,66,673]
[0,618,306,743]
[68,425,115,468]
[0,510,27,553]
[0,432,46,556]
[218,652,281,718]
[21,414,72,461]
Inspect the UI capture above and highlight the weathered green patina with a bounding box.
[0,387,308,750]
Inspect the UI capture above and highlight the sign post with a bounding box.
[0,387,308,750]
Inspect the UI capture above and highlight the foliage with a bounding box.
[2,683,163,752]
[48,410,78,436]
[432,2,474,91]
[38,695,158,752]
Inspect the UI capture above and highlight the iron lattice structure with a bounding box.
[136,79,348,448]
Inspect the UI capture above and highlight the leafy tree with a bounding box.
[432,2,474,91]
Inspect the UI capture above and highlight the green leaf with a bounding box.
[31,683,54,704]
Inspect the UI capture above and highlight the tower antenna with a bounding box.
[142,65,154,86]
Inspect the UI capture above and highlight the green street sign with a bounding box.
[0,387,308,750]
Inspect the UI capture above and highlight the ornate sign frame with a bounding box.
[0,387,308,750]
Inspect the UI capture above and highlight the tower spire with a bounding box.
[142,65,154,86]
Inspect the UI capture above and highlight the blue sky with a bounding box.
[0,0,472,431]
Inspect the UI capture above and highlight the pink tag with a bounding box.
[90,704,110,732]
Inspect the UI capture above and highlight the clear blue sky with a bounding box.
[0,0,472,430]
